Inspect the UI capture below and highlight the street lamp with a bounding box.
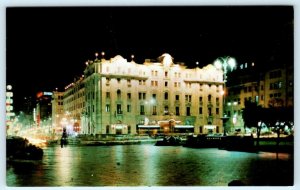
[214,56,237,135]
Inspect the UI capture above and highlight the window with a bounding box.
[152,94,157,99]
[128,125,131,134]
[165,71,168,77]
[199,107,203,114]
[208,95,212,102]
[152,106,157,115]
[185,95,191,102]
[117,89,121,99]
[216,108,219,115]
[106,92,110,99]
[105,104,110,112]
[106,125,110,134]
[127,105,131,112]
[164,92,168,100]
[127,93,131,100]
[117,104,122,114]
[106,78,110,85]
[164,106,169,115]
[186,107,191,116]
[117,78,121,83]
[176,107,180,116]
[199,96,203,102]
[175,95,180,101]
[140,105,145,115]
[208,107,212,116]
[165,81,168,87]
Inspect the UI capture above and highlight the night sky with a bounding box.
[6,6,293,112]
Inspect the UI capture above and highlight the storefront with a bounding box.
[137,125,160,135]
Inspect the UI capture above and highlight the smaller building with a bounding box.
[51,90,64,135]
[63,76,85,135]
[36,91,53,127]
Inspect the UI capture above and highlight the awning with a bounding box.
[174,125,194,128]
[204,125,216,129]
[138,125,160,128]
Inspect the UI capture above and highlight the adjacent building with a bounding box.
[36,91,53,127]
[226,62,293,133]
[63,76,85,134]
[51,90,64,134]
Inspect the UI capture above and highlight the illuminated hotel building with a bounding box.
[82,53,224,135]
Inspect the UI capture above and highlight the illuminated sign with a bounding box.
[37,92,43,98]
[37,91,53,98]
[44,92,53,96]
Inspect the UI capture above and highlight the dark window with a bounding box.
[199,107,203,114]
[176,107,180,116]
[164,92,168,100]
[186,107,191,116]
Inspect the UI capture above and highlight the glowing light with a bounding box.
[227,57,236,69]
[214,59,222,69]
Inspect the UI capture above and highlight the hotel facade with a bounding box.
[81,53,224,135]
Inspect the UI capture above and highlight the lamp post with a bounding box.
[214,56,236,136]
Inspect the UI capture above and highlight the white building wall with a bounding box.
[83,53,224,135]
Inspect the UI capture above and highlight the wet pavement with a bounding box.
[6,144,293,186]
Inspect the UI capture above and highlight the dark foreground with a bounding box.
[6,144,293,186]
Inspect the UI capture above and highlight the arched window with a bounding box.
[164,92,168,100]
[208,94,212,102]
[117,89,121,99]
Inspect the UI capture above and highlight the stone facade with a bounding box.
[82,53,224,135]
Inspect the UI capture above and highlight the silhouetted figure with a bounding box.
[61,127,68,148]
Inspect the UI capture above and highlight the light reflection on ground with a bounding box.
[6,144,294,186]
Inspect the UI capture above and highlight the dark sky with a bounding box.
[6,6,293,112]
